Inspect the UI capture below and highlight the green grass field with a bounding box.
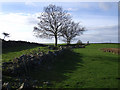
[2,43,119,88]
[2,45,54,62]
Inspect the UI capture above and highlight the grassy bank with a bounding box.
[2,43,119,88]
[29,43,119,88]
[2,45,50,62]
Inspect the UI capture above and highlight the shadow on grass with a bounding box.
[2,45,40,54]
[30,49,83,84]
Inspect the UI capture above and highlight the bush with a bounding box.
[77,40,82,45]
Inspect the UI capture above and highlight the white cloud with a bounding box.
[98,2,112,11]
[0,0,119,2]
[67,8,78,11]
[77,3,91,9]
[87,25,117,31]
[0,12,41,25]
[0,12,61,43]
[0,12,118,43]
[73,14,118,28]
[24,2,37,7]
[0,13,37,41]
[80,3,90,8]
[0,3,2,13]
[78,25,118,43]
[73,14,118,43]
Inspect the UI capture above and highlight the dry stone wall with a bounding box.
[2,44,86,89]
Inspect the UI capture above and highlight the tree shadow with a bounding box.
[30,49,83,86]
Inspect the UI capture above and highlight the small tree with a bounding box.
[87,41,90,45]
[61,21,85,45]
[2,32,10,40]
[33,4,71,46]
[77,40,82,45]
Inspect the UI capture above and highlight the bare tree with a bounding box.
[2,32,10,40]
[61,21,85,45]
[33,4,71,46]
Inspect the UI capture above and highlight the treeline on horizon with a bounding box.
[1,39,119,49]
[1,39,48,49]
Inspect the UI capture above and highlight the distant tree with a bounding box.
[61,20,85,45]
[2,32,10,40]
[87,41,90,45]
[77,40,82,45]
[33,4,71,46]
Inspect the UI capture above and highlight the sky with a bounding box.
[0,0,119,43]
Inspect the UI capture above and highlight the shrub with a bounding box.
[77,40,82,45]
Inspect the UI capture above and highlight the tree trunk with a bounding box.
[55,35,57,46]
[67,40,70,45]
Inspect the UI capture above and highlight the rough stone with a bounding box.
[2,82,11,90]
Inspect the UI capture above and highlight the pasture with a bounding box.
[2,43,119,88]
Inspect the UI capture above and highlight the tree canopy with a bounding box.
[61,21,85,45]
[33,4,71,46]
[33,4,85,46]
